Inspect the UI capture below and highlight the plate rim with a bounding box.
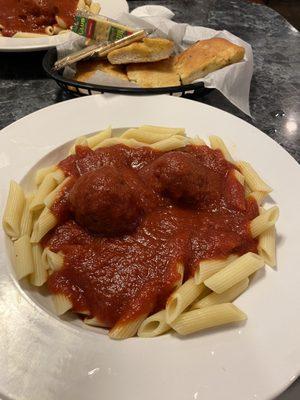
[1,94,299,170]
[0,94,299,400]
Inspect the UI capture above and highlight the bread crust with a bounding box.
[175,38,245,84]
[127,57,180,88]
[108,38,174,65]
[74,59,129,82]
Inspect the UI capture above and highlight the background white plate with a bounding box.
[0,95,299,400]
[0,0,129,52]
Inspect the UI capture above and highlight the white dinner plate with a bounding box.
[0,95,299,400]
[0,0,129,52]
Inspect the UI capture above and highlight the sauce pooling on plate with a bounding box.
[43,144,259,328]
[0,0,78,37]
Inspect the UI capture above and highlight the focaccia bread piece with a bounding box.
[74,59,129,82]
[175,38,245,84]
[127,57,180,88]
[108,38,175,65]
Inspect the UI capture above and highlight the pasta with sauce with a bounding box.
[0,0,101,38]
[2,126,279,339]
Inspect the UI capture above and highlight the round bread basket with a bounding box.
[43,48,210,97]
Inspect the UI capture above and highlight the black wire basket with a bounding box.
[43,48,209,97]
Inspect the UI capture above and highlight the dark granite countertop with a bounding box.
[0,1,299,399]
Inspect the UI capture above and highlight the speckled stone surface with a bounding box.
[0,1,299,398]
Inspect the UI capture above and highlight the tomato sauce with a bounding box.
[0,0,78,37]
[43,144,258,328]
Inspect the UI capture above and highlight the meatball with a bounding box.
[150,152,219,205]
[69,167,141,235]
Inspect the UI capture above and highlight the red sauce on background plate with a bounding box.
[43,144,258,328]
[0,0,78,37]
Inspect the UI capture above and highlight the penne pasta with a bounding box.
[233,169,245,185]
[69,136,88,155]
[109,314,147,339]
[6,238,16,273]
[30,173,57,212]
[250,206,279,238]
[137,310,170,338]
[2,180,25,239]
[78,310,90,316]
[77,0,86,10]
[52,293,73,315]
[121,126,183,144]
[247,191,267,206]
[166,279,206,324]
[204,252,264,294]
[51,168,65,184]
[190,135,206,146]
[236,161,272,193]
[77,0,89,11]
[84,317,110,328]
[121,128,168,143]
[171,303,247,336]
[191,278,249,309]
[29,243,48,286]
[139,125,185,136]
[42,248,64,271]
[244,183,252,196]
[89,2,101,14]
[31,207,57,243]
[174,263,184,290]
[194,255,238,284]
[35,165,57,186]
[53,25,63,35]
[13,235,34,279]
[209,135,234,163]
[44,177,72,208]
[20,193,34,236]
[192,285,211,304]
[87,126,112,148]
[55,15,67,29]
[93,137,146,150]
[258,226,276,267]
[45,25,54,35]
[150,135,188,152]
